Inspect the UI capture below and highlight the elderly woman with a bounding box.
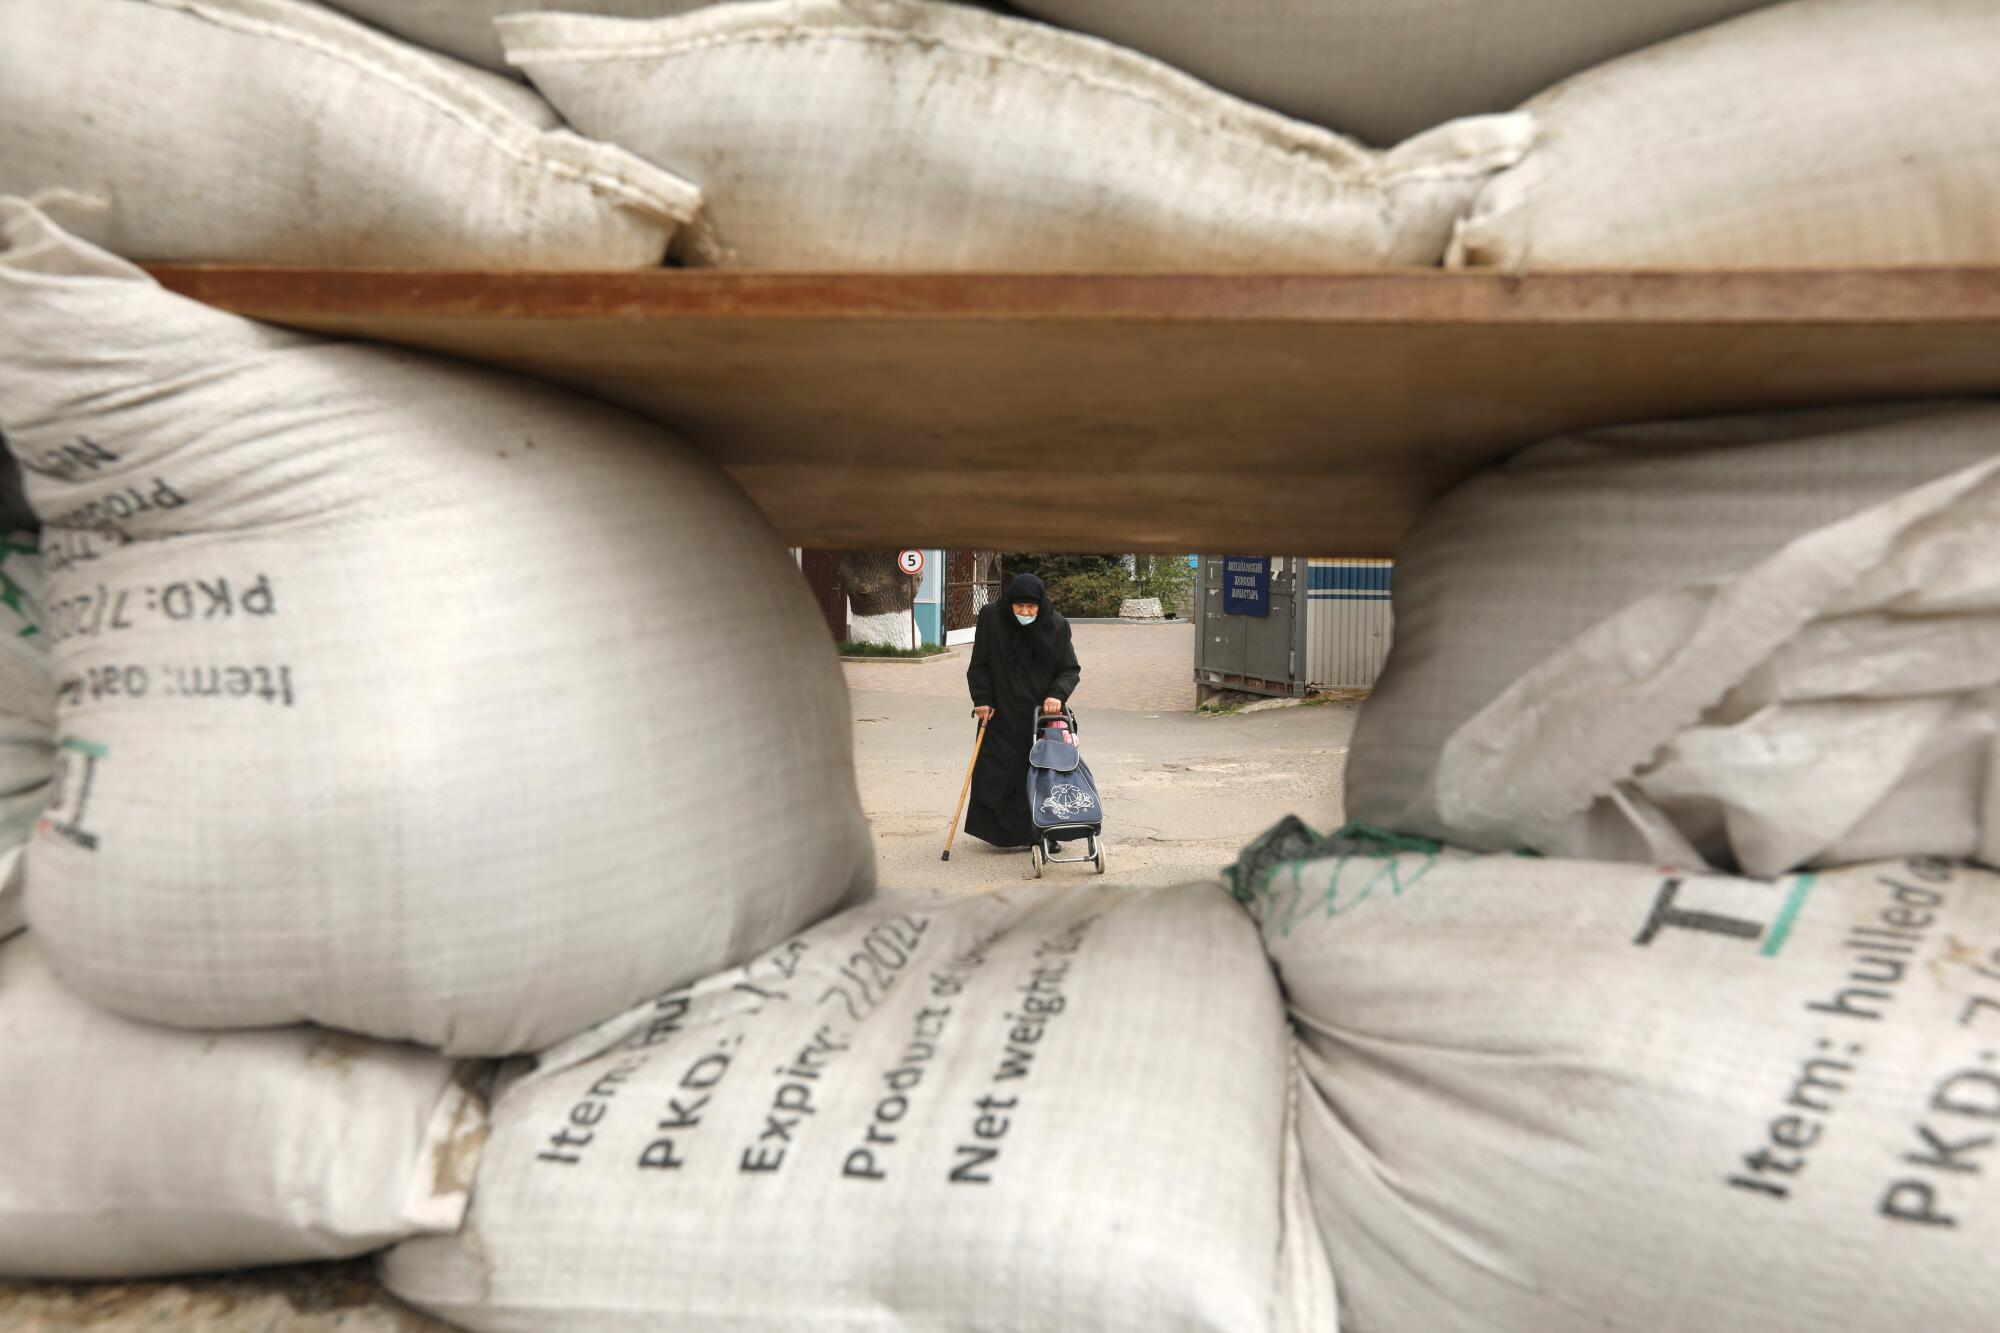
[964,572,1081,850]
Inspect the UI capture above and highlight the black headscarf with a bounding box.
[1004,572,1058,665]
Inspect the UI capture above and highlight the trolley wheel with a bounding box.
[1094,839,1106,875]
[1031,842,1045,878]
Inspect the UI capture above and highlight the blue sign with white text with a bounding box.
[1223,556,1270,617]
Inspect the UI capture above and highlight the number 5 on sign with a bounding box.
[897,550,926,577]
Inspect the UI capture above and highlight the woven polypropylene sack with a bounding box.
[0,537,50,900]
[0,0,703,266]
[382,881,1335,1332]
[1234,827,2000,1333]
[0,201,874,1055]
[498,0,1532,269]
[1451,0,2000,267]
[321,0,708,72]
[0,932,484,1278]
[1346,402,2000,877]
[1009,0,1775,147]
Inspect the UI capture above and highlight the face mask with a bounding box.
[1014,612,1038,626]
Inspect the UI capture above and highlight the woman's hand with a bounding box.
[1042,697,1063,716]
[973,706,994,724]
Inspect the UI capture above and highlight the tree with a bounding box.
[841,550,917,648]
[1000,553,1124,588]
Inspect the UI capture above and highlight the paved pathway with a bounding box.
[854,685,1356,895]
[843,622,1196,714]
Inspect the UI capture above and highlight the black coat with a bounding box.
[965,599,1081,815]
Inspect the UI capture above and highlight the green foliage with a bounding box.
[1000,553,1125,592]
[1001,553,1195,619]
[1043,569,1133,619]
[1131,556,1195,617]
[838,640,951,658]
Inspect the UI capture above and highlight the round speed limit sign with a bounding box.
[896,549,926,577]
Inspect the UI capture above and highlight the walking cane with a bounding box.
[941,716,989,861]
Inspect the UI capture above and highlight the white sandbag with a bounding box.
[0,0,705,266]
[382,881,1335,1332]
[323,0,710,72]
[1233,822,2000,1333]
[1346,402,2000,877]
[1011,0,1774,147]
[1451,0,2000,268]
[0,200,875,1055]
[0,532,50,941]
[0,931,484,1278]
[0,537,51,870]
[0,852,21,942]
[498,0,1533,269]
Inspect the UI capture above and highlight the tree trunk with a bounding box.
[841,550,917,649]
[841,551,913,616]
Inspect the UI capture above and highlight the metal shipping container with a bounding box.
[1305,558,1393,690]
[1194,556,1307,697]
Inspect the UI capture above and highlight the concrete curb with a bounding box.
[1064,617,1188,626]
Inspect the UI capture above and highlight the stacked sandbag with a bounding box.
[0,930,486,1279]
[0,561,468,1283]
[381,881,1335,1332]
[1345,402,2000,877]
[496,0,1534,268]
[1451,0,2000,267]
[0,858,19,943]
[0,531,49,897]
[1232,820,2000,1333]
[320,0,1024,72]
[0,445,48,928]
[0,0,705,265]
[1009,0,1777,147]
[323,0,713,72]
[0,199,875,1056]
